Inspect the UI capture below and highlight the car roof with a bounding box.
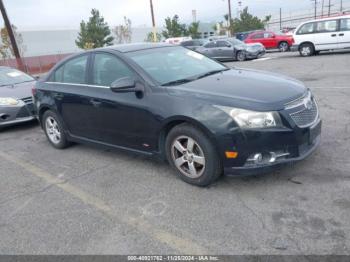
[300,14,350,24]
[100,42,173,53]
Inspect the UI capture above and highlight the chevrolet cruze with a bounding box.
[33,43,321,186]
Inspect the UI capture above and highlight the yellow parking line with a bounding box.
[0,151,208,254]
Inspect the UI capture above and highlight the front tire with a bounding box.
[165,124,222,186]
[42,110,70,149]
[236,51,246,61]
[299,43,315,57]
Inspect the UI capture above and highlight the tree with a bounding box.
[145,32,162,42]
[230,7,270,33]
[114,16,132,44]
[162,15,188,39]
[75,9,114,49]
[187,22,201,39]
[0,25,25,59]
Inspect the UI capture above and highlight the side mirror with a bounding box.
[110,77,142,93]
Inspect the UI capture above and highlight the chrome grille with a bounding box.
[289,98,318,128]
[285,91,319,128]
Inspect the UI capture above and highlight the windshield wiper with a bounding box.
[161,78,195,86]
[194,68,230,80]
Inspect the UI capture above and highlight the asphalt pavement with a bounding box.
[1,50,350,255]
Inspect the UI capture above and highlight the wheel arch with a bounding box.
[299,41,315,50]
[158,116,218,159]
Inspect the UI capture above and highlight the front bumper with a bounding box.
[0,100,36,128]
[246,49,266,59]
[220,119,322,176]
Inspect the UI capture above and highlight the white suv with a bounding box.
[292,15,350,56]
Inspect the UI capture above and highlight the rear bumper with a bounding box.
[290,44,299,52]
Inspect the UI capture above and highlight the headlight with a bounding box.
[216,106,282,128]
[0,97,19,106]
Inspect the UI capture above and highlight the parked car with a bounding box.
[235,30,260,41]
[0,66,37,129]
[292,15,350,56]
[180,39,206,51]
[244,30,294,52]
[196,38,265,61]
[34,43,321,186]
[164,37,192,45]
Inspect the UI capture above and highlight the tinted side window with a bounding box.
[204,42,216,48]
[264,32,274,38]
[297,23,315,34]
[316,20,337,33]
[340,19,350,31]
[217,41,229,47]
[92,53,134,86]
[251,33,264,39]
[50,55,88,83]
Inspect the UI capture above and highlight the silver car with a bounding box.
[0,66,37,129]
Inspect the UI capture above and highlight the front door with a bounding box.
[339,18,350,49]
[216,40,234,59]
[86,52,156,151]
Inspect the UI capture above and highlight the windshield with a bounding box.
[126,46,227,85]
[228,38,245,45]
[0,68,34,86]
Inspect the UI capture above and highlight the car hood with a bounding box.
[166,68,307,111]
[0,81,35,99]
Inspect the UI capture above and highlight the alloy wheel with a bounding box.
[279,42,289,52]
[301,46,311,56]
[171,136,206,179]
[237,51,246,61]
[45,116,61,144]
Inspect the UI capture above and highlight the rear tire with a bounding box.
[165,124,222,186]
[299,43,315,57]
[278,41,289,52]
[42,110,70,149]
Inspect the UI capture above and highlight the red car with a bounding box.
[244,31,294,52]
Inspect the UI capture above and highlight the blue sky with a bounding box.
[1,0,342,30]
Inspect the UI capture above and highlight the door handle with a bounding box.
[331,34,337,37]
[90,99,102,107]
[339,33,345,36]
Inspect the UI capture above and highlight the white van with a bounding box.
[292,14,350,56]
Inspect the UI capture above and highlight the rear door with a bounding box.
[313,19,339,50]
[46,54,96,138]
[339,18,350,49]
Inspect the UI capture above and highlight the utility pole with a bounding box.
[321,0,325,17]
[149,0,157,42]
[228,0,232,36]
[279,8,282,31]
[312,0,317,19]
[328,0,332,16]
[0,0,22,61]
[340,0,343,12]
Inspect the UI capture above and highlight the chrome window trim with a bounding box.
[45,81,110,89]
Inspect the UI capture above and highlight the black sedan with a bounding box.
[33,43,321,186]
[0,66,36,129]
[196,38,265,61]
